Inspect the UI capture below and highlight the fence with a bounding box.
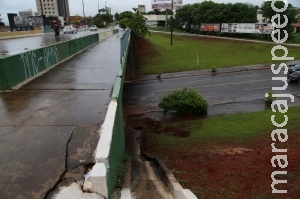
[91,29,131,199]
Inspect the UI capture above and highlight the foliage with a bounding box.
[127,13,150,38]
[174,1,259,32]
[119,11,150,38]
[119,11,134,21]
[91,7,113,27]
[0,22,5,26]
[261,1,297,35]
[147,9,173,15]
[119,19,127,30]
[114,12,120,21]
[159,88,208,115]
[265,91,276,103]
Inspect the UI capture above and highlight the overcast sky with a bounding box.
[1,0,300,25]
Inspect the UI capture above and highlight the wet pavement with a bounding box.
[0,29,108,56]
[123,61,300,117]
[0,32,122,199]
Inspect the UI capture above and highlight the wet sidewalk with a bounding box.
[0,32,123,199]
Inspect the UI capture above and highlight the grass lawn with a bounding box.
[143,106,300,198]
[137,32,300,75]
[145,106,300,149]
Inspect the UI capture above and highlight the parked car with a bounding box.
[89,25,98,31]
[288,64,300,74]
[287,71,300,83]
[63,25,77,34]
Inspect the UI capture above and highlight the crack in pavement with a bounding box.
[17,98,74,127]
[43,126,77,199]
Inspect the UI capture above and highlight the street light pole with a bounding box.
[170,0,174,45]
[39,0,46,30]
[82,0,86,30]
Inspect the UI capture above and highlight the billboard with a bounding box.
[200,23,220,32]
[152,0,172,10]
[221,23,273,34]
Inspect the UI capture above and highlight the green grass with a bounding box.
[287,33,300,44]
[138,32,300,75]
[147,105,300,149]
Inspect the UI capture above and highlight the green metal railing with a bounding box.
[0,34,99,90]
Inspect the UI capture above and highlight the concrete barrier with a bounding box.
[0,30,44,40]
[90,30,130,199]
[99,30,113,42]
[145,156,197,199]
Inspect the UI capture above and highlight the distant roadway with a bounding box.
[0,29,107,56]
[123,68,300,116]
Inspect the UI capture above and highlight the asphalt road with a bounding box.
[0,29,109,56]
[123,67,300,116]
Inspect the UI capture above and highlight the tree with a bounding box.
[92,7,113,27]
[125,13,150,38]
[114,12,120,21]
[119,19,127,30]
[174,4,195,31]
[119,11,134,21]
[175,1,259,32]
[118,10,150,38]
[261,1,297,35]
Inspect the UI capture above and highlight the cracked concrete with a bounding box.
[0,32,122,199]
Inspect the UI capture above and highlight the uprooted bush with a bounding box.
[159,88,208,115]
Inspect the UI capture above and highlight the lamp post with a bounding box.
[170,0,174,45]
[39,0,46,30]
[82,0,86,30]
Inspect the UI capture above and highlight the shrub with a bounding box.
[159,88,208,115]
[265,90,276,103]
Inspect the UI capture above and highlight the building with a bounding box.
[19,9,38,18]
[35,0,70,18]
[143,15,171,27]
[256,9,265,23]
[138,5,146,14]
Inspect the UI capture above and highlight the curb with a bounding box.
[142,152,198,199]
[125,61,300,83]
[120,156,132,199]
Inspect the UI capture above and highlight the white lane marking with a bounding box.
[186,79,211,83]
[202,93,216,96]
[235,74,262,78]
[244,87,270,91]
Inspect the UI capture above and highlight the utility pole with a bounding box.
[170,0,174,45]
[82,0,86,30]
[39,0,46,30]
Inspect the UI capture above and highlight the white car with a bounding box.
[89,25,98,31]
[63,25,78,34]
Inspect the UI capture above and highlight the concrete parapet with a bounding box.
[95,101,118,164]
[174,189,198,199]
[0,30,44,40]
[91,163,108,198]
[99,30,114,42]
[145,154,198,199]
[90,29,130,199]
[120,189,132,199]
